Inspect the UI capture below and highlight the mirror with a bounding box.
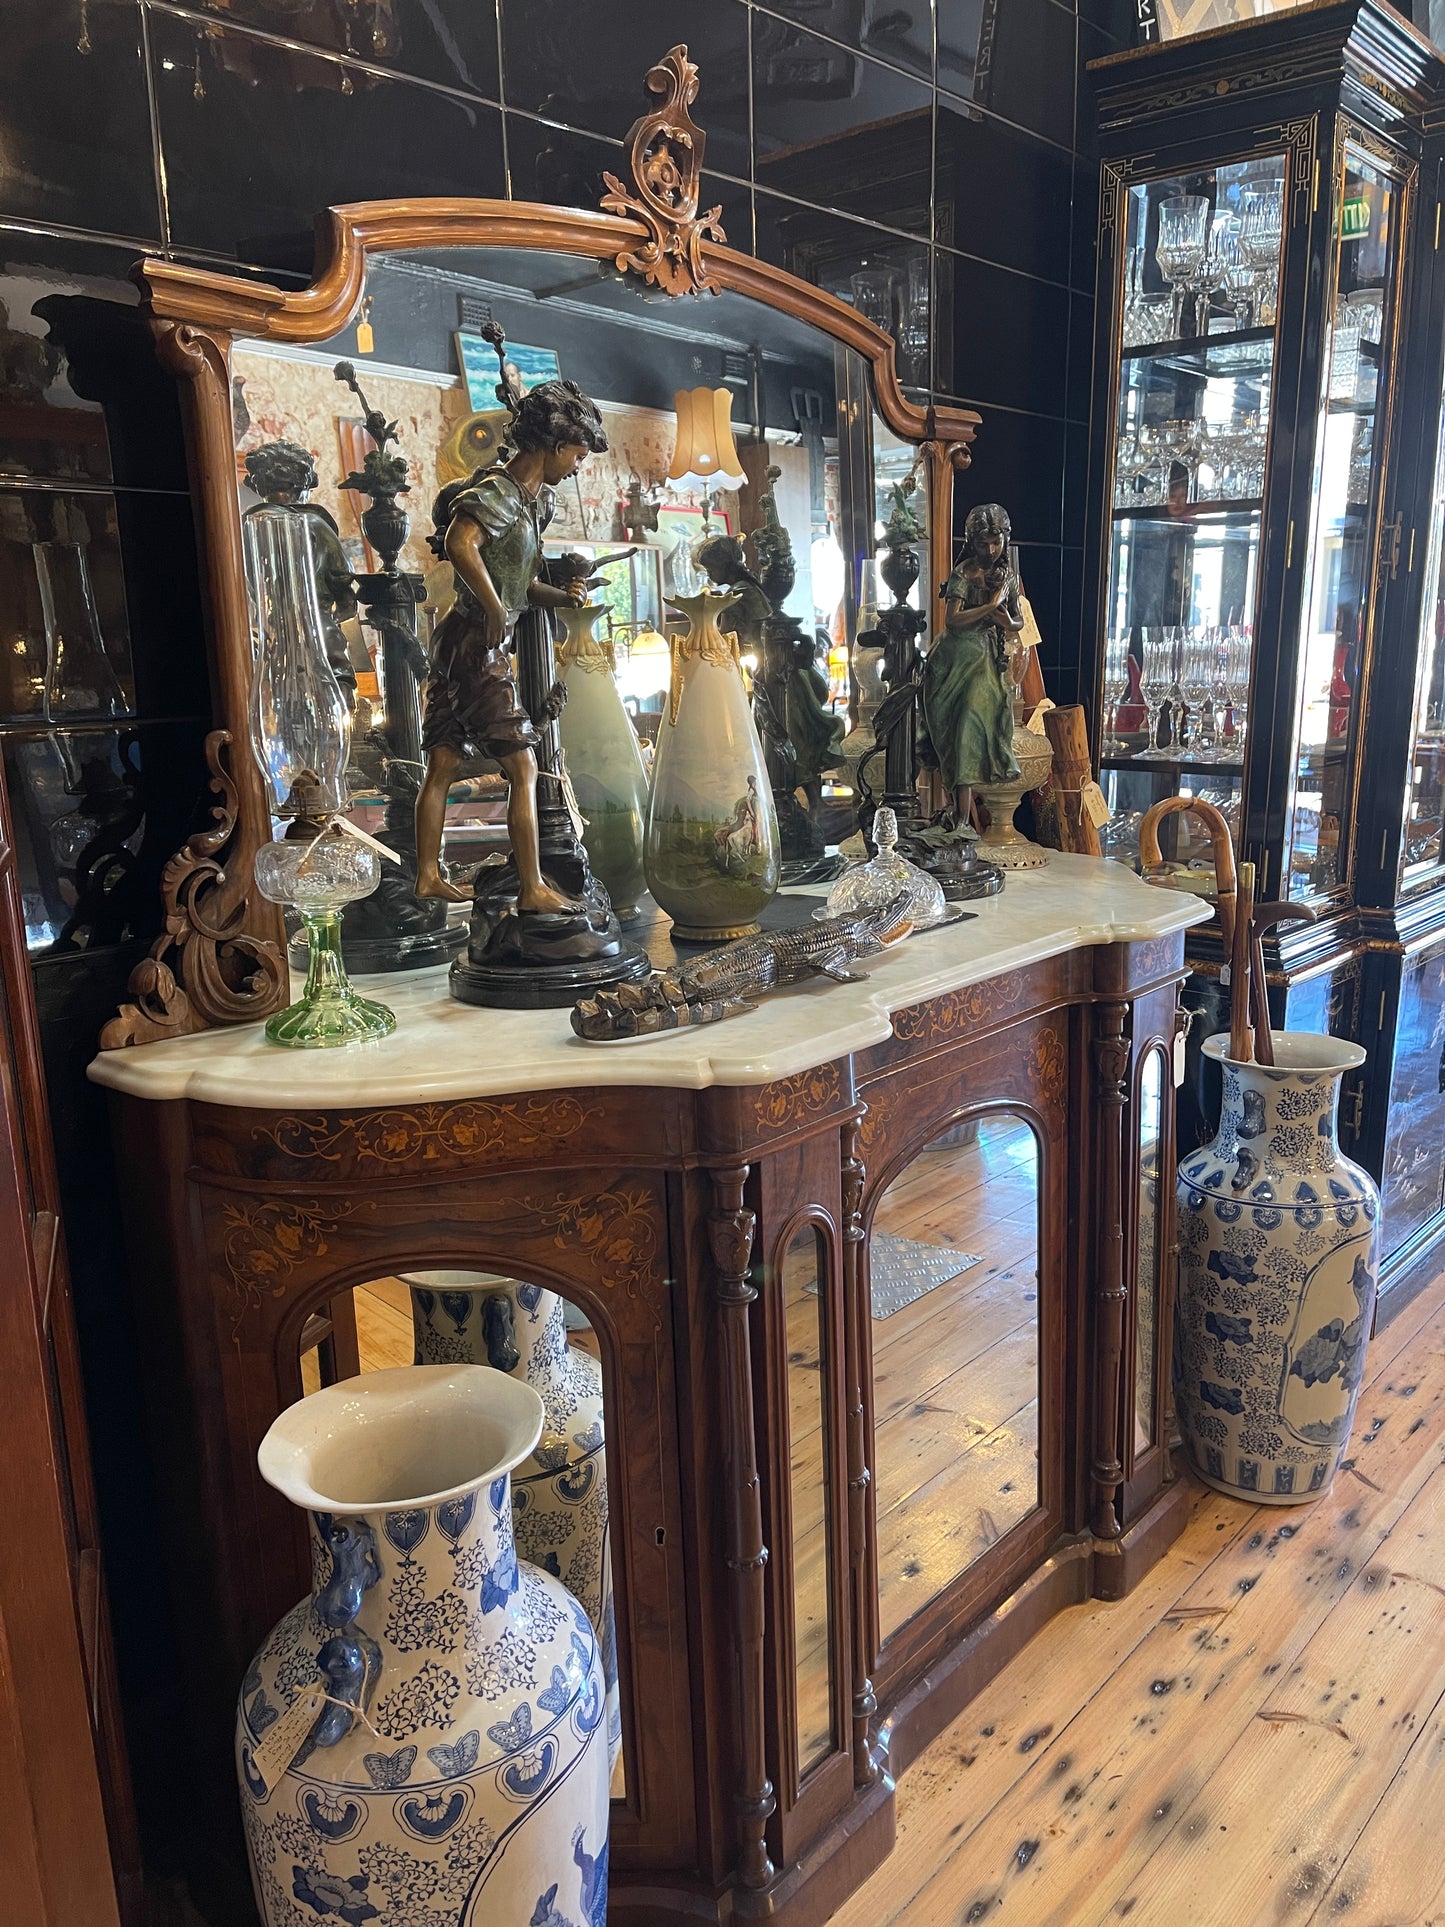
[232,248,879,885]
[782,1224,835,1780]
[109,94,980,1042]
[1135,1049,1165,1457]
[300,1269,627,1799]
[870,1111,1041,1644]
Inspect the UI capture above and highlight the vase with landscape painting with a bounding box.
[1174,1033,1380,1504]
[556,602,650,924]
[235,1366,609,1927]
[644,588,780,941]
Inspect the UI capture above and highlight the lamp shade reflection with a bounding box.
[667,386,746,488]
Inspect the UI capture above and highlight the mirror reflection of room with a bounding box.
[870,1111,1041,1645]
[230,250,862,919]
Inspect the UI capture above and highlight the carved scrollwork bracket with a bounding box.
[100,730,286,1049]
[601,44,727,296]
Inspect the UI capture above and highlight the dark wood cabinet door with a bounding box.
[0,752,134,1926]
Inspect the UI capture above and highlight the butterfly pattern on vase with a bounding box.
[426,1729,481,1779]
[362,1745,417,1789]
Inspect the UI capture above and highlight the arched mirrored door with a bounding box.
[869,1111,1042,1646]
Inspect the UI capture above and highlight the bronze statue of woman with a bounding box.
[922,501,1023,827]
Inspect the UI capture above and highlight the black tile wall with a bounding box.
[0,0,1122,1887]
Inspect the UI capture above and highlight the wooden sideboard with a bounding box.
[90,858,1209,1926]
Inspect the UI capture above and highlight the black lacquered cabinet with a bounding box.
[1083,0,1445,1309]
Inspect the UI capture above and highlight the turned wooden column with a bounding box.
[840,1112,879,1787]
[707,1164,776,1889]
[1091,1000,1132,1542]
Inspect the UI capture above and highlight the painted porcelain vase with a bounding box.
[406,1271,620,1773]
[235,1366,609,1927]
[1174,1032,1380,1504]
[556,603,650,924]
[644,588,780,941]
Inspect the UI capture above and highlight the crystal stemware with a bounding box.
[1103,634,1130,753]
[1155,195,1210,339]
[1195,215,1237,337]
[1164,624,1188,752]
[1180,629,1216,761]
[1224,233,1257,329]
[1136,628,1176,759]
[1223,625,1251,760]
[1240,180,1284,327]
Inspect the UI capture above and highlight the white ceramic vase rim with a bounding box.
[1202,1030,1367,1075]
[257,1363,545,1516]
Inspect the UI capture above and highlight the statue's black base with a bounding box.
[298,919,469,976]
[450,914,651,1008]
[897,821,1007,901]
[452,853,651,1008]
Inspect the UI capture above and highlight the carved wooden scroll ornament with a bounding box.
[601,45,727,296]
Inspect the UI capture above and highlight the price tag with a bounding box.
[332,814,404,865]
[1081,780,1111,828]
[1174,1024,1188,1088]
[249,1684,325,1795]
[1025,698,1055,736]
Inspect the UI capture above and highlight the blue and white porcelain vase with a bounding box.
[1175,1032,1380,1504]
[236,1365,609,1927]
[407,1272,619,1774]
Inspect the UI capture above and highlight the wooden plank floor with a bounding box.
[831,1271,1445,1927]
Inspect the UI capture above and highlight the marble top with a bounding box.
[87,856,1211,1109]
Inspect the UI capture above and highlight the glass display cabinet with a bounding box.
[1085,0,1445,1309]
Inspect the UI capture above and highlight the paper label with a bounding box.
[332,813,404,865]
[1025,698,1055,736]
[1174,1026,1188,1088]
[249,1684,325,1795]
[1081,780,1111,827]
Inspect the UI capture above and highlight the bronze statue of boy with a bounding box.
[414,379,607,910]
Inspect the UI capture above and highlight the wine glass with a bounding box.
[1180,629,1216,761]
[1103,634,1130,753]
[1195,215,1237,337]
[1240,181,1284,326]
[1156,195,1210,339]
[1137,628,1175,759]
[1223,626,1251,758]
[1165,625,1188,751]
[1224,232,1257,329]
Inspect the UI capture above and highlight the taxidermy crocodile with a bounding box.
[570,891,915,1040]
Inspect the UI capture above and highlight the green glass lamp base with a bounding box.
[264,908,397,1049]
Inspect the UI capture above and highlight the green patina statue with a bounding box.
[922,500,1022,826]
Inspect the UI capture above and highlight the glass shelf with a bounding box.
[1121,325,1275,375]
[1111,499,1262,524]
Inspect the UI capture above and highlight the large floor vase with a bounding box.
[1175,1032,1380,1504]
[236,1365,609,1927]
[407,1272,620,1771]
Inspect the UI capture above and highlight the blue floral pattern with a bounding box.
[1176,1037,1379,1503]
[237,1381,609,1927]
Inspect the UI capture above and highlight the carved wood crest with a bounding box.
[99,730,286,1049]
[601,45,727,296]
